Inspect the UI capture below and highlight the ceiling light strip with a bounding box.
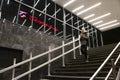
[72,5,84,12]
[96,20,117,28]
[77,2,102,15]
[93,20,103,25]
[84,14,95,19]
[99,22,120,30]
[88,13,111,23]
[63,0,76,7]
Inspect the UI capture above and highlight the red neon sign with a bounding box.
[29,16,59,31]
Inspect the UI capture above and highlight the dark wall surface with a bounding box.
[103,27,120,45]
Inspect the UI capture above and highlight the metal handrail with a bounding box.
[105,52,120,80]
[0,35,80,80]
[90,42,120,80]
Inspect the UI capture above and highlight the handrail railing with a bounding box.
[90,42,120,80]
[0,35,81,80]
[105,53,120,80]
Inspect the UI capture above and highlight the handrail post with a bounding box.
[28,52,32,80]
[73,37,76,59]
[78,35,81,55]
[48,46,51,76]
[62,41,65,67]
[12,58,16,80]
[111,59,116,80]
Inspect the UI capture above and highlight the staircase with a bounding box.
[47,43,120,80]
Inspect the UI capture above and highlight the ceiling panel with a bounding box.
[53,0,120,32]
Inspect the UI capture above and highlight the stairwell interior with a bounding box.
[0,19,120,80]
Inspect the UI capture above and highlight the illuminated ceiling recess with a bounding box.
[52,0,120,32]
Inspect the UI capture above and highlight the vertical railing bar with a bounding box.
[43,0,47,32]
[100,33,104,46]
[54,3,57,36]
[92,28,95,48]
[0,0,4,19]
[12,58,16,80]
[28,53,32,80]
[63,9,66,39]
[78,35,82,55]
[16,0,22,24]
[48,46,51,76]
[62,41,65,67]
[73,37,76,59]
[87,25,91,48]
[71,14,74,37]
[95,30,99,47]
[28,0,36,31]
[111,59,116,80]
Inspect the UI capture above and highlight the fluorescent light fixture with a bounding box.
[83,14,95,19]
[99,22,120,30]
[72,5,84,12]
[88,13,111,23]
[63,0,76,7]
[96,20,117,28]
[93,20,103,25]
[77,2,102,15]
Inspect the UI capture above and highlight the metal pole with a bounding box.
[0,0,4,19]
[28,53,32,80]
[16,0,23,24]
[76,17,79,37]
[71,14,74,37]
[86,24,91,48]
[48,46,51,76]
[73,37,76,59]
[111,59,116,80]
[78,35,82,55]
[43,0,47,32]
[62,41,65,67]
[95,29,99,47]
[54,3,57,36]
[12,58,16,79]
[29,0,36,31]
[63,9,66,39]
[100,33,104,46]
[92,28,95,48]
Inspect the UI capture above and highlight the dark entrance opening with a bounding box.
[0,46,23,68]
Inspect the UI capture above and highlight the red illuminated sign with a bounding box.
[19,11,59,31]
[29,16,59,31]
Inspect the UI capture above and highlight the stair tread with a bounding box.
[47,75,106,79]
[53,71,108,74]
